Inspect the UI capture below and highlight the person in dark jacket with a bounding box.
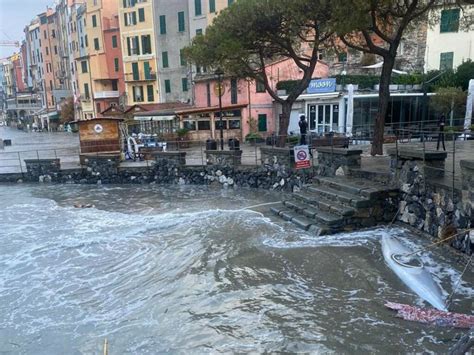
[299,114,308,145]
[437,114,446,151]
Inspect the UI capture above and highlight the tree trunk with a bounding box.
[371,56,395,156]
[277,102,292,147]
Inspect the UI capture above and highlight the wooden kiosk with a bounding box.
[77,117,123,163]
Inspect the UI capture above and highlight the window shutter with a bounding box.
[123,0,127,8]
[124,13,128,26]
[127,37,131,56]
[135,36,140,55]
[132,11,137,25]
[138,8,145,22]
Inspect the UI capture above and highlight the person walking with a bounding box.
[299,114,308,145]
[437,114,446,151]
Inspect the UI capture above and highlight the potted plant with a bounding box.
[176,128,190,148]
[245,132,264,145]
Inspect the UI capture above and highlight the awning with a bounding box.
[361,62,408,75]
[133,115,175,121]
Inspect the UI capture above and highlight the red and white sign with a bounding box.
[294,145,311,169]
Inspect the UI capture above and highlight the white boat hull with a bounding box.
[381,236,447,311]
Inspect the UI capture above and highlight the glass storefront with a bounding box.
[307,103,339,133]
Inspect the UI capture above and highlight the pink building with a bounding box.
[177,58,328,142]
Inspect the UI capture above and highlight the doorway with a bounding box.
[308,103,339,133]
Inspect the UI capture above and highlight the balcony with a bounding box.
[94,91,120,99]
[125,72,157,82]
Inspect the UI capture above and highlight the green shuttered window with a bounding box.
[159,15,166,34]
[178,11,185,32]
[440,9,460,33]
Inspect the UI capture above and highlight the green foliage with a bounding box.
[430,87,466,116]
[176,128,189,137]
[453,59,474,91]
[245,132,263,142]
[286,135,299,145]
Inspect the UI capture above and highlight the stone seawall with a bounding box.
[388,149,473,255]
[16,153,316,192]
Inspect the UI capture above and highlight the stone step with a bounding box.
[306,185,371,208]
[283,200,345,227]
[271,204,338,233]
[292,192,355,217]
[314,176,396,199]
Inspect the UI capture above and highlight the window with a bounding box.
[256,80,265,93]
[180,49,186,66]
[141,35,151,54]
[338,52,347,62]
[85,35,88,47]
[162,51,169,68]
[209,0,216,13]
[195,0,202,16]
[147,85,154,101]
[94,38,100,50]
[183,121,196,130]
[197,120,210,130]
[178,11,185,32]
[258,114,267,132]
[196,29,203,36]
[182,78,188,92]
[112,80,118,91]
[44,30,47,39]
[231,78,238,104]
[123,0,136,8]
[440,52,454,70]
[51,29,56,38]
[440,9,460,33]
[132,62,139,80]
[124,11,137,26]
[159,15,166,34]
[112,35,118,48]
[215,121,228,130]
[165,79,171,93]
[229,119,241,129]
[228,0,234,5]
[138,8,145,22]
[114,57,119,72]
[54,46,57,55]
[46,47,49,55]
[144,61,152,79]
[81,60,88,73]
[84,83,90,99]
[128,36,140,55]
[92,15,97,27]
[133,85,144,102]
[206,82,211,106]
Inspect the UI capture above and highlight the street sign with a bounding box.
[294,145,311,169]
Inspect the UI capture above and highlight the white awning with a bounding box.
[361,61,408,75]
[134,115,175,121]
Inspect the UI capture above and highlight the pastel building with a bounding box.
[177,58,329,141]
[425,4,474,71]
[119,0,159,106]
[153,0,192,103]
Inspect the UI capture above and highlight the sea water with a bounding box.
[0,184,472,353]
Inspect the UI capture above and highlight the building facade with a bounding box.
[119,0,159,106]
[425,4,474,72]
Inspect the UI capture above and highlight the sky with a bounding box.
[0,0,55,59]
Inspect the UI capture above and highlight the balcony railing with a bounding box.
[94,91,120,99]
[6,103,43,110]
[125,72,157,82]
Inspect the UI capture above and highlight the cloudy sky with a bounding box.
[0,0,54,59]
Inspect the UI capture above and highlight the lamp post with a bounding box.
[215,68,224,150]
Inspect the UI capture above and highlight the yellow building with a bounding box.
[74,3,94,119]
[119,0,159,106]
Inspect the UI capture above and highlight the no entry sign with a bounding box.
[294,145,311,169]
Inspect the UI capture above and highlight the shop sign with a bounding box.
[307,78,336,94]
[294,145,311,169]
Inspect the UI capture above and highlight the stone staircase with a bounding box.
[271,176,399,235]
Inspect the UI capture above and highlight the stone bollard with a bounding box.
[316,147,362,177]
[153,151,187,166]
[387,147,448,183]
[205,150,242,166]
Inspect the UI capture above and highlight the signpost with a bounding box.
[294,145,311,169]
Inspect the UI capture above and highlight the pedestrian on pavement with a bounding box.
[437,114,446,151]
[299,114,308,145]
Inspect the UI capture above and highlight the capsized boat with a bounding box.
[381,236,447,311]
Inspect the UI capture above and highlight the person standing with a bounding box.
[437,114,446,151]
[299,114,308,145]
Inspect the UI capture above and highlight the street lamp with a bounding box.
[215,68,224,150]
